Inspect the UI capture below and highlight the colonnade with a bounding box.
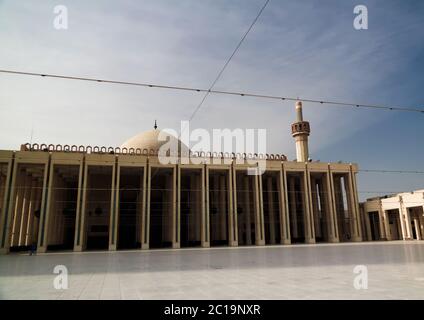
[0,151,363,253]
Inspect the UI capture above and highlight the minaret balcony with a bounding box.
[291,121,310,137]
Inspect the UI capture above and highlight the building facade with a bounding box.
[0,102,364,254]
[361,190,424,241]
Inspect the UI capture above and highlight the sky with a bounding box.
[0,0,423,200]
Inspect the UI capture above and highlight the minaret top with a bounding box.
[154,120,157,130]
[295,100,303,122]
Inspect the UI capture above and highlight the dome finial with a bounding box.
[154,120,157,130]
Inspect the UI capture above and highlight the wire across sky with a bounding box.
[1,69,424,114]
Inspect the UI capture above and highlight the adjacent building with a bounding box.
[360,190,424,241]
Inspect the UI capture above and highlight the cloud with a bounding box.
[0,0,422,166]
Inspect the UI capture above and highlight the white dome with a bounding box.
[121,129,189,154]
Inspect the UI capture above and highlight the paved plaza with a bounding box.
[0,241,423,299]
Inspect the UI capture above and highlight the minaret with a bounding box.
[291,101,310,162]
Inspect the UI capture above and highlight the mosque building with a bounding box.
[0,101,365,253]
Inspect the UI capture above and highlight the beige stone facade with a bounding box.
[0,102,367,254]
[360,190,424,241]
[0,147,365,254]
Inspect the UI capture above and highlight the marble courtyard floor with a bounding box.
[0,241,423,300]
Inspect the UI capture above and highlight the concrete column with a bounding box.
[235,181,242,244]
[39,162,55,252]
[203,166,210,247]
[201,166,209,247]
[11,174,25,247]
[377,202,387,240]
[73,162,84,251]
[398,206,406,240]
[320,177,335,242]
[404,208,414,240]
[219,174,226,241]
[194,173,200,242]
[0,160,14,253]
[211,173,218,242]
[172,166,178,248]
[327,168,339,241]
[333,176,346,241]
[266,176,276,244]
[142,164,151,249]
[228,168,236,246]
[383,210,392,241]
[303,171,315,244]
[109,162,118,251]
[279,168,290,244]
[37,161,51,253]
[231,165,238,246]
[289,176,298,239]
[135,171,143,245]
[188,173,195,242]
[310,178,321,239]
[51,183,58,246]
[177,167,182,244]
[244,176,252,245]
[253,174,260,245]
[343,175,357,241]
[50,180,57,246]
[396,211,403,240]
[24,180,36,245]
[254,174,265,246]
[74,163,88,252]
[413,218,421,240]
[420,206,424,240]
[196,172,202,243]
[350,169,362,240]
[140,166,148,249]
[258,172,265,246]
[399,199,413,240]
[19,178,33,246]
[347,169,361,241]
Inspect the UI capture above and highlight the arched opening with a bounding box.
[46,165,79,251]
[236,171,256,246]
[333,173,354,242]
[208,169,229,246]
[387,209,401,240]
[118,167,144,250]
[262,171,282,245]
[180,168,202,248]
[9,164,45,252]
[149,167,174,249]
[84,166,113,250]
[309,172,334,243]
[287,172,306,243]
[368,211,380,240]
